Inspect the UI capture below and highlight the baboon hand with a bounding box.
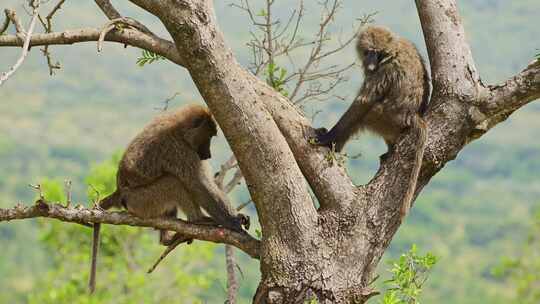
[309,127,333,148]
[238,214,250,231]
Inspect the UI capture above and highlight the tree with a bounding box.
[0,0,539,303]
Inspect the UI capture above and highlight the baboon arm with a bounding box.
[317,80,389,152]
[163,159,242,232]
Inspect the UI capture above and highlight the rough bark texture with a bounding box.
[1,0,539,303]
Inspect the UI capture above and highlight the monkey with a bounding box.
[315,25,430,220]
[88,104,249,294]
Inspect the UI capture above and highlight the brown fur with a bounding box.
[89,104,247,294]
[316,25,430,220]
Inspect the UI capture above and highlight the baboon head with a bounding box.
[356,26,398,74]
[184,107,218,160]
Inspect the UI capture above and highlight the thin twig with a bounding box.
[224,168,243,194]
[0,5,40,86]
[154,92,181,111]
[147,235,191,274]
[234,0,362,105]
[0,10,10,35]
[225,245,239,304]
[37,0,66,75]
[214,156,238,189]
[5,9,25,35]
[28,183,44,200]
[64,180,72,207]
[236,199,253,211]
[94,0,122,20]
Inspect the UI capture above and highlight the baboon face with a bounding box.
[357,26,396,73]
[197,135,212,160]
[186,115,218,160]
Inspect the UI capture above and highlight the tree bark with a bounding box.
[0,0,538,302]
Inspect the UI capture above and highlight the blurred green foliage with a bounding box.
[0,0,538,303]
[24,156,225,304]
[492,209,540,304]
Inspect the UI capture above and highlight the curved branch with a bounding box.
[0,201,260,259]
[0,27,185,67]
[482,60,540,118]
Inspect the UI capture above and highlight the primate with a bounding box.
[315,25,430,219]
[89,104,249,293]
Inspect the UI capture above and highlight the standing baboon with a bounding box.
[89,104,249,293]
[315,25,430,219]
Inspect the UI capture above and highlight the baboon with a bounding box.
[315,25,430,219]
[89,104,249,293]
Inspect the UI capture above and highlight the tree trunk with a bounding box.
[1,0,538,302]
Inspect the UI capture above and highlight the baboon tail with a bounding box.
[89,223,100,294]
[400,116,427,220]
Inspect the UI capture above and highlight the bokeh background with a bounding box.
[1,0,539,303]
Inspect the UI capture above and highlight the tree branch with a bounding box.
[4,9,25,35]
[253,82,358,211]
[144,0,320,243]
[0,10,10,35]
[94,0,122,20]
[0,201,260,259]
[483,60,540,118]
[461,59,540,141]
[37,0,67,75]
[225,245,239,304]
[415,0,481,102]
[0,27,185,66]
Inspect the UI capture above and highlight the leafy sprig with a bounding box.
[136,50,166,67]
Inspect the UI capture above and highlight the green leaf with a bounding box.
[379,245,438,304]
[136,50,166,67]
[40,179,67,203]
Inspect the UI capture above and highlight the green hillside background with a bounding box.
[1,0,539,303]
